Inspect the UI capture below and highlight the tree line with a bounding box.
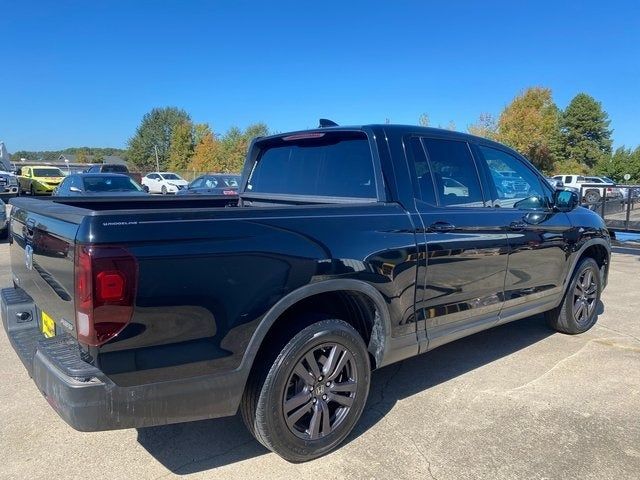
[11,87,638,183]
[465,87,639,182]
[10,147,127,164]
[126,107,268,174]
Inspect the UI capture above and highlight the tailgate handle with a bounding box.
[25,218,36,237]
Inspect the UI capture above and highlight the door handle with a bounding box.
[508,221,527,231]
[428,222,456,233]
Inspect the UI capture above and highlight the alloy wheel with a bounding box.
[283,343,357,441]
[573,268,597,325]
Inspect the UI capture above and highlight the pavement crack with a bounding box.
[409,437,438,480]
[597,324,640,344]
[508,341,592,392]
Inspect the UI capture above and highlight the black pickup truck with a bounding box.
[2,124,610,462]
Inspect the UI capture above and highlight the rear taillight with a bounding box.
[74,245,138,346]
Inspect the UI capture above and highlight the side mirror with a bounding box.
[554,190,579,211]
[69,186,82,193]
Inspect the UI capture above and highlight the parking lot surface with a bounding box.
[0,239,639,479]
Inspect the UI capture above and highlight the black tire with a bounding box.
[584,189,600,204]
[546,257,601,334]
[30,185,35,196]
[241,319,370,462]
[161,185,167,195]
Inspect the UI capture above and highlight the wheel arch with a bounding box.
[238,279,392,375]
[564,238,610,291]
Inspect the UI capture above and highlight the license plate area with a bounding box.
[41,311,56,338]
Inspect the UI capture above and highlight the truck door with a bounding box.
[404,135,509,351]
[473,144,574,321]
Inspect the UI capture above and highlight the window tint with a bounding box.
[190,177,204,188]
[33,168,64,177]
[422,138,484,207]
[82,176,142,192]
[478,146,549,209]
[247,132,376,198]
[406,137,436,204]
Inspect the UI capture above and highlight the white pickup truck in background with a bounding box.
[553,175,622,203]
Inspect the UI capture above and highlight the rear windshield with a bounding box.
[247,131,376,199]
[101,165,127,173]
[33,168,64,177]
[82,176,142,192]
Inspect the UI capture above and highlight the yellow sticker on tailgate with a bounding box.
[41,311,55,338]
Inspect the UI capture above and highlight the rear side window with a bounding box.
[421,138,485,207]
[247,132,376,199]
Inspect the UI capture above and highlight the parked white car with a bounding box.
[552,174,622,204]
[141,172,188,194]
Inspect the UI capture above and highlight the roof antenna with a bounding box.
[318,118,338,128]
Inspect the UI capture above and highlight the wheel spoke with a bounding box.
[322,345,342,377]
[329,380,357,394]
[327,350,350,381]
[305,352,322,380]
[585,284,597,296]
[583,270,593,291]
[293,363,314,386]
[328,392,354,407]
[320,399,331,436]
[286,400,313,428]
[574,300,585,320]
[574,282,584,295]
[308,403,322,439]
[284,391,312,414]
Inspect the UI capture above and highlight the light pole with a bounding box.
[154,145,160,172]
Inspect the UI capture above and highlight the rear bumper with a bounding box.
[1,287,245,431]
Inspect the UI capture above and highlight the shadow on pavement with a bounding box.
[137,314,555,474]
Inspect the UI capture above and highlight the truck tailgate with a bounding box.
[10,203,80,338]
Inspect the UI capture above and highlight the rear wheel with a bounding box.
[584,189,600,204]
[546,257,601,334]
[241,319,370,462]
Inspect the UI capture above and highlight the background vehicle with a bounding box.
[545,177,580,195]
[53,174,148,196]
[553,174,621,203]
[141,171,188,194]
[3,124,610,462]
[18,166,65,195]
[0,171,19,198]
[85,164,142,185]
[0,198,7,238]
[176,174,241,196]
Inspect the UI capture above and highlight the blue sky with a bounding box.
[1,0,638,151]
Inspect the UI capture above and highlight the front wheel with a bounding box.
[161,185,167,195]
[546,257,601,334]
[241,319,370,462]
[30,185,36,196]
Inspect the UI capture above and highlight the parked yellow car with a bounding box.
[18,166,66,195]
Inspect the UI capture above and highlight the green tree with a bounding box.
[193,123,212,146]
[496,87,562,172]
[596,146,640,183]
[167,121,194,171]
[127,107,191,171]
[560,93,612,169]
[467,113,497,140]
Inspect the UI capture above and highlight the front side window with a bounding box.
[421,138,484,207]
[247,131,376,199]
[478,146,550,209]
